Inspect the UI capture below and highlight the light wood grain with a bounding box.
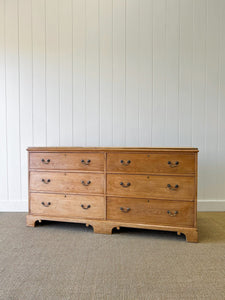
[107,174,195,201]
[30,152,104,171]
[184,228,198,243]
[30,171,104,194]
[27,147,198,242]
[27,147,199,152]
[30,193,104,220]
[107,152,195,174]
[107,197,194,227]
[26,214,198,242]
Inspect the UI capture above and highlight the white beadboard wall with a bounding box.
[0,0,225,212]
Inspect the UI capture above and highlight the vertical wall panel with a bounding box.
[86,0,100,146]
[32,0,46,146]
[5,0,21,201]
[0,0,8,201]
[165,0,179,146]
[59,0,73,146]
[139,0,153,146]
[46,0,60,146]
[125,0,139,146]
[18,0,33,202]
[73,0,86,146]
[205,0,220,200]
[179,0,193,145]
[99,0,113,146]
[112,0,126,146]
[192,0,206,200]
[152,0,166,146]
[217,0,225,200]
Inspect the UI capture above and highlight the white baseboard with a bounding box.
[0,201,28,212]
[197,200,225,212]
[0,199,225,212]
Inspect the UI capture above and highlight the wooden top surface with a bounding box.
[27,147,199,153]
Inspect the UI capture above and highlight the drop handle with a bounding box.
[167,184,179,191]
[81,159,91,165]
[120,160,131,166]
[167,210,178,217]
[168,161,179,168]
[81,204,91,210]
[41,202,51,207]
[81,180,91,186]
[120,182,131,188]
[42,179,51,184]
[120,207,131,213]
[41,159,51,164]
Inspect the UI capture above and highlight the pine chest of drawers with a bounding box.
[26,147,198,242]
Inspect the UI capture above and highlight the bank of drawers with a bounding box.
[106,152,196,227]
[29,152,105,220]
[28,149,197,228]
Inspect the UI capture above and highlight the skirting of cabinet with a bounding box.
[26,214,198,243]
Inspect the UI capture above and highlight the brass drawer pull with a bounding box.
[168,161,179,168]
[42,179,51,184]
[120,160,131,166]
[81,180,91,186]
[41,158,50,164]
[81,204,91,210]
[120,182,131,188]
[120,207,131,213]
[167,210,178,217]
[167,184,179,190]
[41,202,51,207]
[81,159,91,165]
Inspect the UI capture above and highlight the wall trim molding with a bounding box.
[0,201,28,212]
[197,200,225,212]
[0,200,225,212]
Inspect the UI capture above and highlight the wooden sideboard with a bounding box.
[26,147,198,242]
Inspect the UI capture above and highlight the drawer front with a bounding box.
[30,152,104,171]
[30,193,104,219]
[107,174,195,201]
[107,197,194,227]
[107,153,195,174]
[30,172,104,194]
